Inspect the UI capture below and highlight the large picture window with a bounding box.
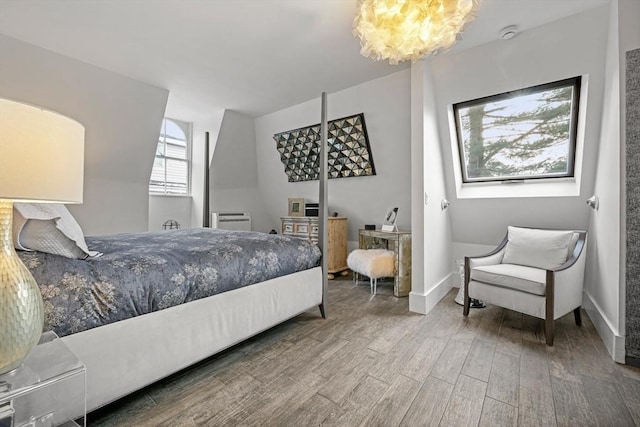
[149,118,191,195]
[453,77,581,183]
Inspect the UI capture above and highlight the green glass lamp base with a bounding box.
[0,200,44,376]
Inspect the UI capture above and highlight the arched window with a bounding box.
[149,118,191,195]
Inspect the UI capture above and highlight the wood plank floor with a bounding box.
[89,276,640,426]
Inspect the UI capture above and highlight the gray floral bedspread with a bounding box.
[19,228,321,338]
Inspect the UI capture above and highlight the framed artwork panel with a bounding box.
[274,113,376,182]
[288,198,304,217]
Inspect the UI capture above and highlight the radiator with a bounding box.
[211,212,251,231]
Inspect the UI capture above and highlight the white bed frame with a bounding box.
[59,93,331,415]
[62,267,323,412]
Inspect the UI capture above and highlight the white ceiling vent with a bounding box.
[499,25,518,40]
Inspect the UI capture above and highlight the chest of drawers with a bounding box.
[281,216,348,278]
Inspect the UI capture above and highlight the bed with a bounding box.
[10,95,331,418]
[19,227,324,414]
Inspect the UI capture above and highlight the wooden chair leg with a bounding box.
[574,307,582,326]
[463,257,470,316]
[545,270,554,346]
[463,292,470,316]
[545,316,554,346]
[318,303,327,319]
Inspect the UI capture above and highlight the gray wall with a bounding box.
[0,35,169,235]
[255,70,411,246]
[626,47,640,362]
[620,0,640,366]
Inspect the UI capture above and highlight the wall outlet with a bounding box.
[424,192,429,205]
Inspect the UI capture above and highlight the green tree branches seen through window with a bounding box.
[454,77,581,183]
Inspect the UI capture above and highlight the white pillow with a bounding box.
[12,203,99,259]
[502,226,573,270]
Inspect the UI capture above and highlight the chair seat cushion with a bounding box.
[471,263,546,296]
[347,249,395,279]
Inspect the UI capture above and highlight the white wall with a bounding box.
[585,0,623,362]
[0,35,168,235]
[148,119,194,231]
[210,110,270,232]
[151,110,226,231]
[409,61,453,314]
[255,70,411,245]
[148,196,192,231]
[429,7,609,246]
[585,0,640,362]
[151,108,265,231]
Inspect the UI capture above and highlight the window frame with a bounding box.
[452,76,582,184]
[149,118,192,196]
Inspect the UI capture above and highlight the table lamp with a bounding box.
[0,98,84,375]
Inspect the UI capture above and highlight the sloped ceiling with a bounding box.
[0,0,609,121]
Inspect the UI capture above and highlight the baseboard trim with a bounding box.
[409,273,453,315]
[583,291,626,363]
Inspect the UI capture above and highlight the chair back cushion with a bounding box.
[502,226,573,270]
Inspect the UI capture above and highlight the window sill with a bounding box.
[456,178,579,199]
[149,193,192,198]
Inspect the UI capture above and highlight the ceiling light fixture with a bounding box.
[353,0,479,65]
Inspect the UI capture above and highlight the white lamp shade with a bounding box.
[0,98,85,203]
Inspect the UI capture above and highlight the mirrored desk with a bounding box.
[358,229,412,297]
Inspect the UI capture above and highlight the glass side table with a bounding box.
[0,331,86,427]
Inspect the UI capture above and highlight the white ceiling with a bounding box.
[0,0,610,121]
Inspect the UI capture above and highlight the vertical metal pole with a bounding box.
[318,92,329,318]
[203,131,210,228]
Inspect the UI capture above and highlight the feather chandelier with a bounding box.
[353,0,478,64]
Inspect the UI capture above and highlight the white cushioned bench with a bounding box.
[347,249,395,295]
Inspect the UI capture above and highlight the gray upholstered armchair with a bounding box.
[463,226,588,346]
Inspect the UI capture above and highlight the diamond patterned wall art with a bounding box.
[273,113,376,182]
